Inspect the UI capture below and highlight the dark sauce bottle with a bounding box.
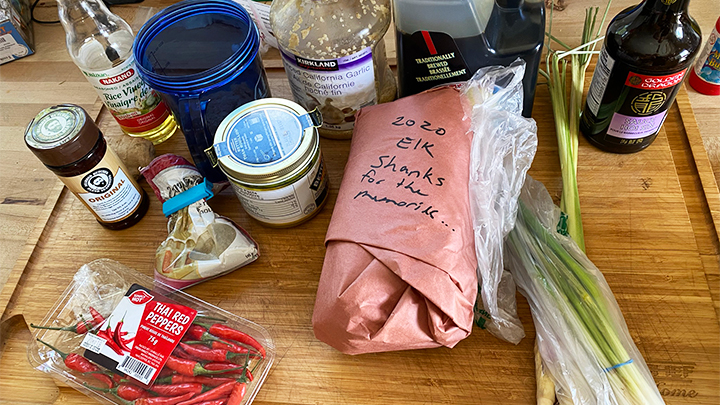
[579,0,701,153]
[25,104,149,230]
[394,0,544,117]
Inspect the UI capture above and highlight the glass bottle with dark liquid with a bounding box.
[580,0,701,153]
[394,0,545,117]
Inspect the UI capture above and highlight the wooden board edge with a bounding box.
[0,100,104,321]
[0,182,65,320]
[676,85,720,242]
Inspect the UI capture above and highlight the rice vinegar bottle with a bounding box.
[579,0,701,153]
[57,0,177,144]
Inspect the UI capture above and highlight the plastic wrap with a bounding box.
[463,59,537,343]
[142,154,259,290]
[29,259,274,405]
[505,177,664,405]
[312,60,536,354]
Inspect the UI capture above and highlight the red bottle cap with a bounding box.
[688,17,720,96]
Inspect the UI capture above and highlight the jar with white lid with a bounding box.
[212,98,329,227]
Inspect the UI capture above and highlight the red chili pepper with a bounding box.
[117,384,152,401]
[205,324,265,359]
[98,327,124,356]
[155,375,237,388]
[36,338,99,373]
[201,362,250,375]
[90,372,115,388]
[84,382,151,401]
[165,356,246,377]
[112,373,124,385]
[158,367,176,378]
[89,307,106,325]
[173,346,197,361]
[194,400,228,405]
[210,341,260,357]
[150,383,204,397]
[226,383,247,405]
[185,327,258,356]
[114,317,132,353]
[175,381,236,405]
[135,392,196,405]
[178,343,248,364]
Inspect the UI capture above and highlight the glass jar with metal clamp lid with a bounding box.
[210,98,329,227]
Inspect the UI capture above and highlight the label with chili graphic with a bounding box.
[81,55,171,133]
[81,284,197,385]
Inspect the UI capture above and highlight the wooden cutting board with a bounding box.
[1,3,719,405]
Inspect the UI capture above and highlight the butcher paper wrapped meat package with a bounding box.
[312,62,537,354]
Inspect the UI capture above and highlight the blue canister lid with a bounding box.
[132,0,261,94]
[213,99,323,185]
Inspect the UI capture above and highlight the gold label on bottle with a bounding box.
[60,147,143,223]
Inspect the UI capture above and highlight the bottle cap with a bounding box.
[24,104,101,167]
[688,17,720,96]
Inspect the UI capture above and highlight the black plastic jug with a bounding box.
[394,0,545,117]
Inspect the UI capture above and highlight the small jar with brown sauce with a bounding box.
[25,104,149,229]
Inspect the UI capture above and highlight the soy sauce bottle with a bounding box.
[580,0,701,154]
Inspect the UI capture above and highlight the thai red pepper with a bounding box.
[37,338,99,373]
[84,382,151,401]
[155,375,237,388]
[173,346,198,361]
[112,374,124,384]
[90,372,115,388]
[182,340,255,357]
[185,325,223,343]
[184,327,258,356]
[210,341,261,358]
[158,367,176,378]
[200,362,250,376]
[89,306,105,325]
[178,343,249,364]
[165,356,246,377]
[226,383,247,405]
[194,400,228,405]
[135,392,196,405]
[205,324,265,358]
[150,383,204,397]
[176,381,236,405]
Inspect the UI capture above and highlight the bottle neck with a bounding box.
[642,0,690,14]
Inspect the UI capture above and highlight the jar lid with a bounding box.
[213,98,322,185]
[24,104,100,167]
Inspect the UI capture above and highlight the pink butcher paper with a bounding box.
[313,86,478,354]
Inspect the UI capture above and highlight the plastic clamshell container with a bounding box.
[28,259,274,405]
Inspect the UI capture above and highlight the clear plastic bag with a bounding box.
[462,59,537,343]
[142,154,259,290]
[505,177,664,405]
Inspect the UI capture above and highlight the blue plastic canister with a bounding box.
[133,0,270,183]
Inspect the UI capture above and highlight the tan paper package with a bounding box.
[312,86,478,354]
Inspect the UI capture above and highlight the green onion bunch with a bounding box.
[539,2,612,252]
[506,179,664,405]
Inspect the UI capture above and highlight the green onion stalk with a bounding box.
[506,187,664,405]
[539,2,612,252]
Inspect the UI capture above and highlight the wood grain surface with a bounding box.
[1,1,720,404]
